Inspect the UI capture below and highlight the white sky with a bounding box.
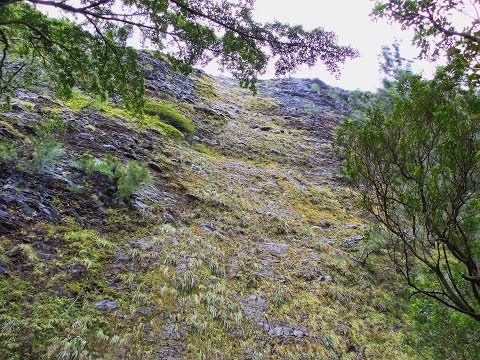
[203,0,440,91]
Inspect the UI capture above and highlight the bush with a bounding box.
[30,114,67,172]
[115,160,151,200]
[336,72,480,322]
[409,295,480,359]
[75,154,151,200]
[144,100,195,135]
[75,154,116,180]
[31,137,64,172]
[0,140,17,162]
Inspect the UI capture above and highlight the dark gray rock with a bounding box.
[258,242,289,257]
[137,306,155,316]
[201,222,216,232]
[317,274,333,283]
[114,250,131,262]
[342,235,364,248]
[69,261,87,275]
[163,324,181,340]
[317,237,336,245]
[11,102,29,112]
[0,209,16,233]
[148,162,162,172]
[0,260,9,275]
[129,240,152,250]
[95,299,118,311]
[32,241,55,260]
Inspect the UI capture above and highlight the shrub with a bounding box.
[115,160,151,200]
[336,72,480,321]
[75,154,116,180]
[30,114,67,172]
[0,140,17,162]
[144,100,195,135]
[75,154,151,200]
[31,137,64,172]
[409,295,480,359]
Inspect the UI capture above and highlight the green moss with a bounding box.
[18,100,35,109]
[196,75,219,100]
[144,99,195,135]
[138,115,184,138]
[247,95,279,114]
[64,92,131,119]
[194,143,221,157]
[0,116,27,139]
[65,91,187,138]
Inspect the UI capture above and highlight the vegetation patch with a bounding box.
[65,91,185,138]
[144,99,195,135]
[75,154,151,200]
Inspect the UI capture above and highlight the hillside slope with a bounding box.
[0,57,413,359]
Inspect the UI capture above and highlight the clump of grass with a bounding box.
[247,96,279,114]
[75,154,151,200]
[194,143,220,157]
[271,287,293,307]
[310,83,322,93]
[204,258,225,277]
[303,100,318,115]
[0,140,17,162]
[46,336,88,360]
[186,313,208,334]
[144,99,195,135]
[29,114,67,172]
[173,269,197,293]
[7,244,38,263]
[31,137,64,172]
[115,161,151,200]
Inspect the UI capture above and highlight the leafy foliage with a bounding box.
[336,72,480,321]
[0,0,358,109]
[409,293,480,359]
[115,160,151,200]
[373,0,480,85]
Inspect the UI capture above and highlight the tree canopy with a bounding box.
[337,72,480,321]
[337,0,480,322]
[373,0,480,85]
[0,0,358,110]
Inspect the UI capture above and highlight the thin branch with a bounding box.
[0,27,9,81]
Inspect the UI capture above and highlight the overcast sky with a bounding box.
[204,0,439,91]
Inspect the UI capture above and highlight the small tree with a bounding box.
[336,72,480,321]
[0,0,358,109]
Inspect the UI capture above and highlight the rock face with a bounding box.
[95,299,119,311]
[0,56,405,360]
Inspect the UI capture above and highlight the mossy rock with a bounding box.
[144,100,195,135]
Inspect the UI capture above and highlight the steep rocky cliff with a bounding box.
[0,56,412,359]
